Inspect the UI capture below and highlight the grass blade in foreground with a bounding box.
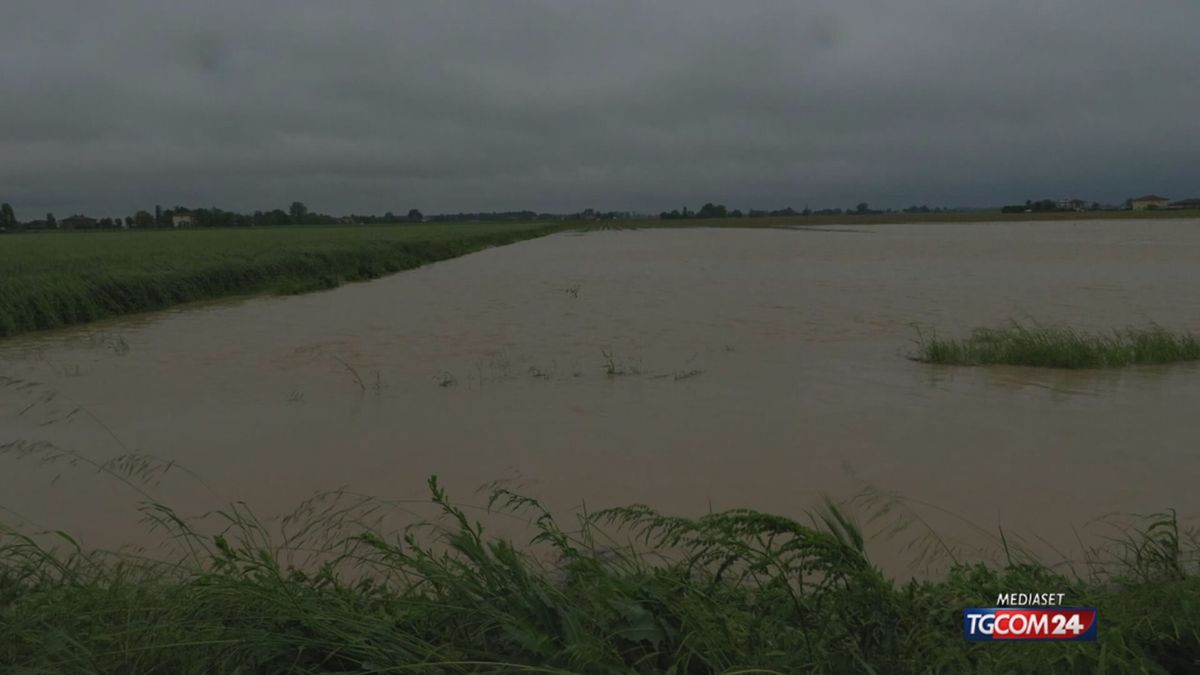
[1,479,1199,673]
[912,322,1200,368]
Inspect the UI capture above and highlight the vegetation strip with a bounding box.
[0,223,563,338]
[912,322,1200,369]
[0,479,1196,672]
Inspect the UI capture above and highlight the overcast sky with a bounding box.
[2,1,1198,217]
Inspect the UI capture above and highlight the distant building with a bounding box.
[60,215,97,229]
[172,213,195,227]
[1130,195,1170,210]
[1169,198,1200,210]
[1056,198,1087,211]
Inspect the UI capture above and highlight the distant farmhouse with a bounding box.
[1130,195,1171,210]
[1056,198,1087,211]
[172,213,195,227]
[60,215,97,229]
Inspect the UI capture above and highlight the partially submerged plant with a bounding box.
[911,321,1200,368]
[601,350,639,377]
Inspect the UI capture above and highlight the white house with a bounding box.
[172,213,195,227]
[1130,195,1170,210]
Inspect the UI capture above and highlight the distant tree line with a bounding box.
[0,201,653,233]
[661,203,743,219]
[426,210,556,223]
[2,196,1017,234]
[569,208,637,221]
[658,202,949,220]
[422,209,637,222]
[1000,199,1103,214]
[0,201,430,232]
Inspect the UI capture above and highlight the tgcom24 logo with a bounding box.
[963,593,1098,642]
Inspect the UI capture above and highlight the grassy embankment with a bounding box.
[913,322,1200,369]
[0,222,565,338]
[1,478,1197,673]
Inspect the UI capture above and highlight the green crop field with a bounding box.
[0,222,564,338]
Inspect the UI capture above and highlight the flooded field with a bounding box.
[3,220,1199,573]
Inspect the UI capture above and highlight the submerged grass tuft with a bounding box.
[912,322,1200,369]
[1,478,1198,672]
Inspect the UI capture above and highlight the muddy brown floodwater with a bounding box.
[2,220,1200,574]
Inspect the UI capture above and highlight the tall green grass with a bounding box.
[912,322,1200,368]
[1,478,1197,673]
[0,223,563,338]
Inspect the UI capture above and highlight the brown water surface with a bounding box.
[3,220,1199,572]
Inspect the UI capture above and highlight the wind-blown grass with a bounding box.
[1,478,1198,673]
[912,322,1200,369]
[0,222,563,338]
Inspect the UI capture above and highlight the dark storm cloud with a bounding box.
[2,0,1198,217]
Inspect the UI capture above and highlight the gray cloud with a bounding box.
[2,0,1198,217]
